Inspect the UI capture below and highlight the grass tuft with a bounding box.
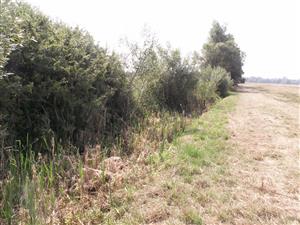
[182,209,203,225]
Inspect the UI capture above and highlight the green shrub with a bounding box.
[0,3,237,155]
[0,0,24,73]
[217,70,233,97]
[155,49,199,113]
[0,3,136,151]
[124,35,200,114]
[196,66,232,108]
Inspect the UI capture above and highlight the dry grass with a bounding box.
[97,95,238,225]
[2,83,298,224]
[0,112,188,225]
[100,83,299,225]
[246,82,300,104]
[224,83,300,225]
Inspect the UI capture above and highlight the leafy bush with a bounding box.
[217,70,233,97]
[0,3,239,155]
[0,3,244,224]
[196,66,232,107]
[0,3,136,151]
[155,49,199,113]
[0,0,24,73]
[124,35,199,114]
[122,32,164,111]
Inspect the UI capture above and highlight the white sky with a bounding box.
[25,0,300,79]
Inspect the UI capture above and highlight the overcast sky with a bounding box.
[25,0,299,79]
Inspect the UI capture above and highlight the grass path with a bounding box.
[104,94,238,224]
[103,83,299,225]
[223,84,299,225]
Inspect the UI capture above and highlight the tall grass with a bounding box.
[0,138,61,224]
[0,112,187,224]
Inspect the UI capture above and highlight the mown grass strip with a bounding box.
[163,94,238,168]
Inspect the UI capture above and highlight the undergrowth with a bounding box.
[0,112,188,224]
[0,95,237,225]
[100,95,238,224]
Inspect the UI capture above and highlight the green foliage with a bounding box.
[195,66,232,107]
[0,0,24,73]
[216,70,233,98]
[156,48,199,113]
[0,4,244,223]
[123,32,164,111]
[182,209,203,225]
[0,3,135,150]
[124,33,201,114]
[0,140,79,224]
[0,0,25,148]
[0,5,241,156]
[1,142,38,224]
[202,21,244,83]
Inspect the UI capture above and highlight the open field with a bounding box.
[246,82,300,104]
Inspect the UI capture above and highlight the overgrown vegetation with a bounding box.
[0,1,244,224]
[101,95,238,224]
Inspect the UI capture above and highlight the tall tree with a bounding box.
[202,21,244,83]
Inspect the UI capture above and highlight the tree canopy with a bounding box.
[202,21,244,83]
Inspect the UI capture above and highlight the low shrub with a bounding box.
[196,66,232,107]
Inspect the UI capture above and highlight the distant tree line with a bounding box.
[246,76,300,85]
[0,1,244,154]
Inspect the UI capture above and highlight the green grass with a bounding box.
[163,95,237,174]
[106,95,237,224]
[117,95,238,224]
[143,94,237,172]
[182,209,203,225]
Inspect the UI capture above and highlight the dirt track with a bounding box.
[226,83,300,224]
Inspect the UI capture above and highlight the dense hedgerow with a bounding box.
[155,49,200,113]
[0,2,237,155]
[0,3,136,151]
[195,66,232,108]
